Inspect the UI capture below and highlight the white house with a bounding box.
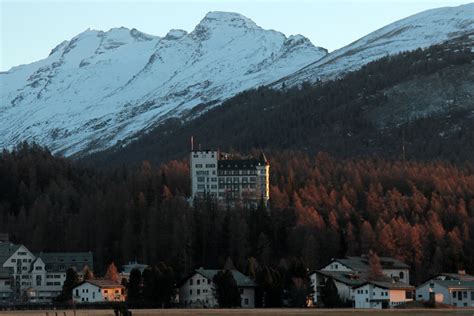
[178,268,256,308]
[0,241,93,303]
[416,279,474,307]
[354,281,414,309]
[310,255,410,305]
[72,279,126,303]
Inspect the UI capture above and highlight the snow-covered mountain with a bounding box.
[0,12,327,156]
[1,4,473,157]
[274,3,474,87]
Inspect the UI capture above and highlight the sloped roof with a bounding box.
[122,262,148,274]
[330,256,409,272]
[437,272,474,281]
[355,281,414,290]
[75,279,124,289]
[0,243,21,264]
[430,280,474,290]
[178,268,256,288]
[36,251,93,272]
[315,270,367,287]
[196,268,256,287]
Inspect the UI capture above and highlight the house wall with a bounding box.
[73,282,125,303]
[179,272,255,308]
[416,282,474,307]
[179,273,216,307]
[355,284,412,309]
[0,279,12,302]
[190,150,219,201]
[240,287,255,308]
[2,245,36,297]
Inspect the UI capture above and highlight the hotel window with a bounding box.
[453,291,457,298]
[197,280,200,285]
[189,289,192,295]
[463,291,467,299]
[197,289,200,295]
[195,164,202,168]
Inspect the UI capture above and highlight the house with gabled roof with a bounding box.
[177,268,256,308]
[416,275,474,307]
[309,255,410,306]
[72,279,126,303]
[354,281,414,309]
[0,241,93,303]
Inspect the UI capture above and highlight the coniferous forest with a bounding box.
[1,143,473,300]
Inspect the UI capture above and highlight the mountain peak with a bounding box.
[198,11,259,30]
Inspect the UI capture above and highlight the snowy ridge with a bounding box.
[275,3,474,87]
[0,12,326,156]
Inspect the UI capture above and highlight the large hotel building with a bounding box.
[190,149,270,208]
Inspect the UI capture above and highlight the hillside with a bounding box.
[87,35,474,166]
[2,144,473,286]
[0,12,326,156]
[274,3,474,87]
[1,4,473,157]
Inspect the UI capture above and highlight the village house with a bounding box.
[416,271,474,307]
[178,268,256,308]
[72,279,126,303]
[0,240,92,303]
[310,255,410,305]
[354,281,414,309]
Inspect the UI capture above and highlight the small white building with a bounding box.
[354,281,414,309]
[72,279,126,303]
[416,279,474,307]
[178,268,256,308]
[310,256,410,305]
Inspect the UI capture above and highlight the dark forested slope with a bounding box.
[2,144,474,286]
[87,35,474,166]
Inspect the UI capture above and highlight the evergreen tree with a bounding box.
[127,268,142,303]
[320,277,341,308]
[57,268,79,302]
[213,269,241,308]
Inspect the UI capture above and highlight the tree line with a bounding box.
[1,143,473,303]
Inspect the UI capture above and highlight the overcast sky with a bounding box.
[1,0,472,71]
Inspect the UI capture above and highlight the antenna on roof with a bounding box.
[191,136,194,151]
